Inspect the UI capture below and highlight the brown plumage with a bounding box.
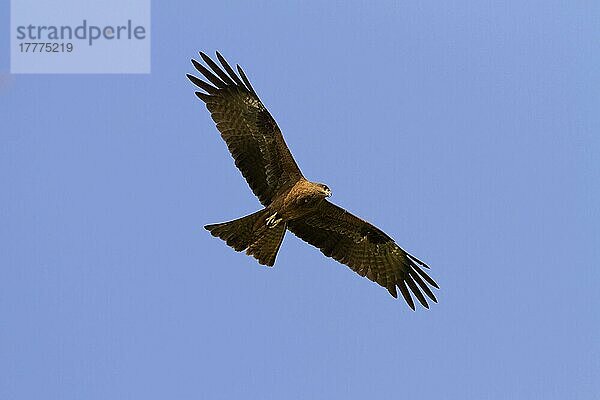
[187,52,439,310]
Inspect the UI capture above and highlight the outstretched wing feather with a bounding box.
[188,52,303,206]
[288,200,439,310]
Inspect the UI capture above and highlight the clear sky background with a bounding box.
[1,1,599,399]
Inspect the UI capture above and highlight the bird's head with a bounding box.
[316,183,332,198]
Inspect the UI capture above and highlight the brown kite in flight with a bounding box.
[187,52,439,310]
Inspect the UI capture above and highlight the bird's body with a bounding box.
[205,178,331,267]
[187,52,439,310]
[268,178,331,223]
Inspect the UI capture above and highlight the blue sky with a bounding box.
[1,1,599,399]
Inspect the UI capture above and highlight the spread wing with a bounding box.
[287,201,439,310]
[187,52,303,206]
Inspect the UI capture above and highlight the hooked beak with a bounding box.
[325,188,332,197]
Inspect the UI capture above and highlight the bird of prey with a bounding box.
[187,52,439,310]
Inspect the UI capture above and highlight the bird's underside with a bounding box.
[187,51,439,310]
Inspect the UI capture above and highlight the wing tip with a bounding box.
[190,57,202,70]
[194,91,211,102]
[236,64,258,96]
[387,285,398,298]
[398,281,416,310]
[407,252,431,269]
[191,51,259,97]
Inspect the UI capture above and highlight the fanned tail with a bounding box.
[205,210,286,266]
